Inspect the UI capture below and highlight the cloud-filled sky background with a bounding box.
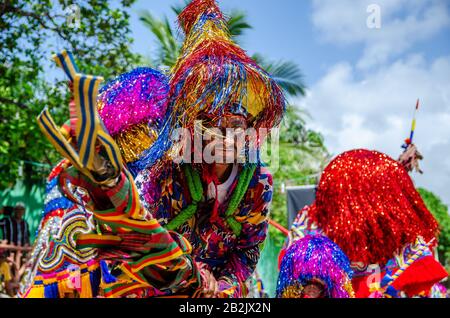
[129,0,450,205]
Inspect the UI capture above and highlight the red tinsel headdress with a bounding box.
[308,149,439,265]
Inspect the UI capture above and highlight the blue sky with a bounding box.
[129,0,450,84]
[129,0,359,85]
[127,0,450,204]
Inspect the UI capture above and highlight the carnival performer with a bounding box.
[276,235,354,298]
[19,60,191,298]
[21,0,285,298]
[285,149,448,298]
[129,0,285,297]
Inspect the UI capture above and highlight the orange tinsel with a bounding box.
[178,0,224,34]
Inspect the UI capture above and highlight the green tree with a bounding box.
[418,188,450,273]
[269,106,329,246]
[0,0,140,189]
[139,3,329,247]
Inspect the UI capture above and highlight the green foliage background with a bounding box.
[0,0,140,189]
[418,188,450,274]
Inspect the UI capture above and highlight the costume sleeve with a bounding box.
[215,168,273,298]
[135,231,202,294]
[388,238,448,297]
[69,164,147,218]
[75,166,203,297]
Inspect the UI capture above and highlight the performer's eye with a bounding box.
[226,116,248,130]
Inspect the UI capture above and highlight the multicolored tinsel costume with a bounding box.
[277,235,354,298]
[285,149,448,298]
[144,0,286,164]
[21,0,285,298]
[129,0,284,297]
[97,67,169,173]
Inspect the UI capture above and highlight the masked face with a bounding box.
[200,115,248,164]
[301,280,326,298]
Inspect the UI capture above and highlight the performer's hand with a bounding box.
[398,143,423,174]
[200,268,219,298]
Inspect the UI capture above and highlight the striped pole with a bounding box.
[402,99,420,149]
[409,99,420,144]
[37,50,124,186]
[268,218,289,236]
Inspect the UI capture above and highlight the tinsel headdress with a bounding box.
[308,149,439,265]
[170,0,285,131]
[276,235,354,298]
[97,68,169,167]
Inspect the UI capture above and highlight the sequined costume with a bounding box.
[284,149,448,298]
[20,160,101,298]
[277,235,354,298]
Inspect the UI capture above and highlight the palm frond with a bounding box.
[171,1,190,16]
[262,60,306,97]
[139,10,181,68]
[227,11,252,38]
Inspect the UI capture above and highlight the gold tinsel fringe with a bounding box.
[114,123,158,163]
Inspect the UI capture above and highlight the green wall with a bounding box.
[257,232,283,297]
[1,180,45,243]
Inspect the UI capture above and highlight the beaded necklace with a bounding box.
[165,164,257,236]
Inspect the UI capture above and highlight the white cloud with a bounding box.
[311,0,450,69]
[299,54,450,204]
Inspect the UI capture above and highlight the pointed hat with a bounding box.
[169,0,285,130]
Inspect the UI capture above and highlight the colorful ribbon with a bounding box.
[37,50,123,186]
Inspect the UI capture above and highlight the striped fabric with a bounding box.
[77,230,198,298]
[37,50,123,187]
[53,51,80,82]
[72,73,103,168]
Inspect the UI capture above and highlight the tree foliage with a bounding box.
[0,0,140,189]
[268,106,329,246]
[418,188,450,269]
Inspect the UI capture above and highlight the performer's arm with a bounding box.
[85,168,203,295]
